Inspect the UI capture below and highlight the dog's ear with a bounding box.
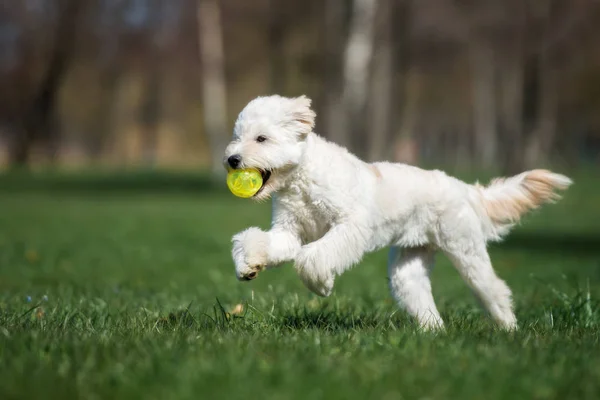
[288,95,316,138]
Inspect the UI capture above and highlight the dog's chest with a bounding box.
[279,184,336,243]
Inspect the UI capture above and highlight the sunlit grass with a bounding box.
[0,170,599,399]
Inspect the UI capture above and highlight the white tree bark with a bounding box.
[267,0,285,93]
[197,0,228,175]
[367,0,393,162]
[394,67,421,164]
[335,0,377,154]
[323,0,346,144]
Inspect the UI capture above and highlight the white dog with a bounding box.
[225,95,572,330]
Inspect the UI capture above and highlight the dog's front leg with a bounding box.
[232,227,301,280]
[295,222,370,297]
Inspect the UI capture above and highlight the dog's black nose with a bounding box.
[228,155,242,169]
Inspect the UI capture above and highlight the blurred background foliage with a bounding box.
[0,0,599,174]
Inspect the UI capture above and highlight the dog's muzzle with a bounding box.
[237,265,266,281]
[239,271,258,281]
[227,155,242,169]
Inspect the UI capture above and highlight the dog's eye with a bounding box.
[256,135,267,143]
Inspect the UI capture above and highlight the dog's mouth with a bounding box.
[253,169,272,197]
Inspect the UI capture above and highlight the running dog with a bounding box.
[224,95,572,330]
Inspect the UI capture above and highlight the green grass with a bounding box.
[0,170,599,400]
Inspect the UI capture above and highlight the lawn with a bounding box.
[0,170,599,400]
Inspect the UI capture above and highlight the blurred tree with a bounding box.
[321,0,349,144]
[321,0,347,144]
[524,0,591,167]
[0,0,598,171]
[10,0,83,167]
[390,0,419,164]
[469,37,498,169]
[197,0,228,175]
[339,0,377,158]
[267,0,286,93]
[366,0,394,162]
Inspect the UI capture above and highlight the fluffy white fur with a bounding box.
[225,95,572,331]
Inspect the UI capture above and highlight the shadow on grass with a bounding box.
[154,306,407,332]
[494,232,600,256]
[277,310,410,331]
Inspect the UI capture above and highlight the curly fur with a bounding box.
[225,95,572,331]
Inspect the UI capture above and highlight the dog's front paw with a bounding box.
[232,228,269,280]
[295,245,335,297]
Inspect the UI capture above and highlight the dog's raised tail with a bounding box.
[473,169,572,241]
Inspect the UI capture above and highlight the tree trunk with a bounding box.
[367,0,393,162]
[268,0,286,94]
[139,68,161,167]
[108,72,144,166]
[469,38,498,169]
[394,66,421,164]
[10,123,34,168]
[322,0,347,143]
[525,0,561,168]
[524,52,558,167]
[197,0,228,176]
[498,48,526,174]
[88,66,120,163]
[338,0,377,156]
[9,0,82,168]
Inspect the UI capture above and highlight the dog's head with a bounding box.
[223,95,316,200]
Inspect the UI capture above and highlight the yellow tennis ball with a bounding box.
[227,168,263,198]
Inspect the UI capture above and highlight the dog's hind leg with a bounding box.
[443,242,517,330]
[388,246,444,330]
